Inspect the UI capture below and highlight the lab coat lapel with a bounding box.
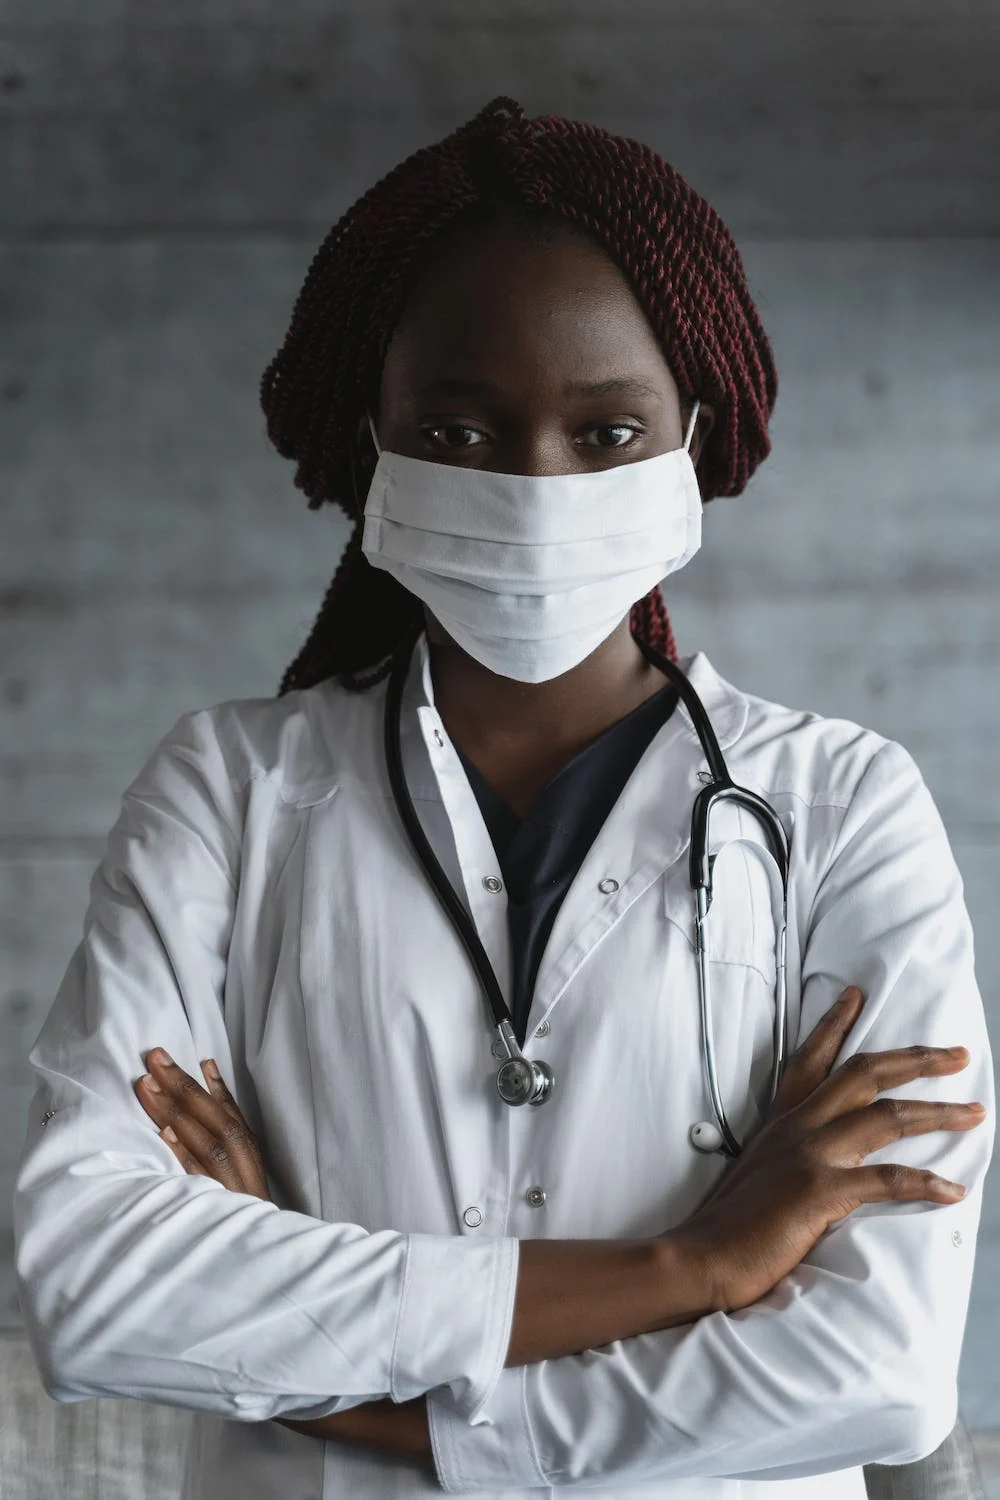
[391,641,750,1044]
[526,653,749,1031]
[396,636,514,1014]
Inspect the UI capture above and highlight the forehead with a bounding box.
[380,217,676,397]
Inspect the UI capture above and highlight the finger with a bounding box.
[200,1059,242,1115]
[137,1072,248,1190]
[138,1052,260,1191]
[772,987,866,1114]
[159,1124,213,1179]
[795,1045,971,1128]
[816,1097,986,1162]
[833,1162,967,1215]
[144,1050,244,1135]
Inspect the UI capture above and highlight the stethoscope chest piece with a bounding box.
[496,1056,555,1107]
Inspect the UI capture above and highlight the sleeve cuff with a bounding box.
[391,1232,519,1420]
[428,1364,546,1492]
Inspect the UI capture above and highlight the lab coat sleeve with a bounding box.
[426,738,994,1490]
[12,708,519,1425]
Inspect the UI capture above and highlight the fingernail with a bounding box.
[160,1126,177,1143]
[948,1047,969,1059]
[142,1073,162,1092]
[203,1059,220,1079]
[934,1179,966,1199]
[155,1049,174,1066]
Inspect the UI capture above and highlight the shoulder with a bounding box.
[688,652,924,818]
[125,675,382,813]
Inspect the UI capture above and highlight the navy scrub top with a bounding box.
[457,680,679,1046]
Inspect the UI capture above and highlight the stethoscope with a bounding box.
[383,632,791,1157]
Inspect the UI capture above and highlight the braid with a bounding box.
[276,526,423,696]
[630,586,678,666]
[263,96,776,695]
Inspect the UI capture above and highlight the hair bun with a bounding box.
[466,96,527,134]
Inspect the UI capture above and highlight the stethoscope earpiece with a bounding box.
[689,1120,726,1154]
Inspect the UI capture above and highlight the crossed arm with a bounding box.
[135,973,984,1479]
[130,741,991,1487]
[14,716,992,1489]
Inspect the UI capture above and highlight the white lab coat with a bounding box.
[13,638,993,1499]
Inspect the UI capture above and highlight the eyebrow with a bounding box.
[564,377,663,401]
[419,376,664,401]
[418,378,505,399]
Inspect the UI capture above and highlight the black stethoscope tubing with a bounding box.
[383,632,513,1036]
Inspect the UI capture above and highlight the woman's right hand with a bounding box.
[671,986,987,1314]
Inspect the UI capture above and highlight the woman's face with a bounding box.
[374,216,714,477]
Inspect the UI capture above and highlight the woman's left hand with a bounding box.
[133,1047,432,1466]
[134,1048,272,1201]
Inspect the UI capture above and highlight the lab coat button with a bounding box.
[535,1020,550,1037]
[598,877,619,895]
[433,730,444,748]
[463,1206,484,1228]
[952,1230,964,1247]
[525,1186,546,1207]
[482,876,503,894]
[491,1038,506,1059]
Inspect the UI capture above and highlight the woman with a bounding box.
[13,98,992,1499]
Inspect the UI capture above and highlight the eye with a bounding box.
[420,424,489,451]
[579,423,642,449]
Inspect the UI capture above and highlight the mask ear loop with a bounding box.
[683,398,701,454]
[349,411,382,523]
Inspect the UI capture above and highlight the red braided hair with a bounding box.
[262,97,776,695]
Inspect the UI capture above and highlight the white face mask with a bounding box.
[360,402,703,683]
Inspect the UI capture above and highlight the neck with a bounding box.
[427,616,670,776]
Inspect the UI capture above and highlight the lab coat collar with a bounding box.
[297,632,748,808]
[671,649,748,754]
[406,630,749,755]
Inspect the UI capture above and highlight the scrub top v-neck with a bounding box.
[456,680,679,1046]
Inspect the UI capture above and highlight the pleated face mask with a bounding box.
[361,401,703,683]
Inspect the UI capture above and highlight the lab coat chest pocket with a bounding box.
[661,801,787,1144]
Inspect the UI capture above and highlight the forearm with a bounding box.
[277,1398,435,1468]
[275,1234,716,1460]
[430,1203,987,1491]
[505,1233,715,1365]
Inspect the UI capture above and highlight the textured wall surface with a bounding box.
[2,0,998,1440]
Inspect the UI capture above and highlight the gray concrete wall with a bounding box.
[2,0,998,1439]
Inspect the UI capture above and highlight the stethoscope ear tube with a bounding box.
[694,883,743,1157]
[691,784,790,905]
[637,639,792,1157]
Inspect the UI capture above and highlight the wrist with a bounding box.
[653,1231,727,1325]
[276,1397,432,1465]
